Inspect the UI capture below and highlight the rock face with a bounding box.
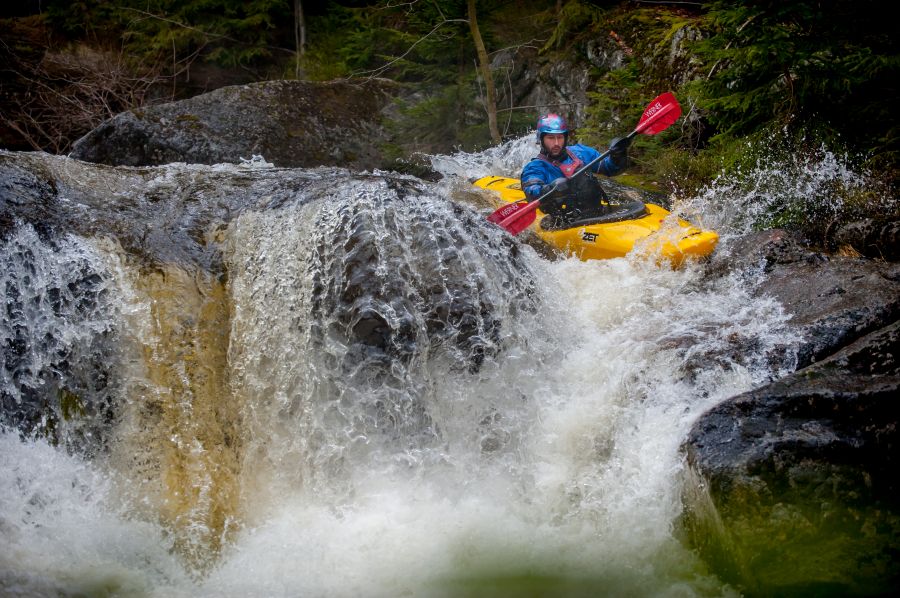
[492,46,594,129]
[683,230,900,595]
[833,217,900,262]
[707,230,900,368]
[69,79,398,169]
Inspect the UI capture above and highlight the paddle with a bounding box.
[487,92,682,235]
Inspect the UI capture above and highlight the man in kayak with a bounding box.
[521,113,630,225]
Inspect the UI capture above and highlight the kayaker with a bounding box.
[521,113,630,225]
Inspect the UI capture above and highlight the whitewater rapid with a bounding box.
[4,136,868,597]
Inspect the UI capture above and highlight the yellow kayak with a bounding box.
[474,175,718,267]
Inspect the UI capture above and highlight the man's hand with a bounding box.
[544,177,569,195]
[524,183,544,199]
[538,177,569,214]
[609,137,630,168]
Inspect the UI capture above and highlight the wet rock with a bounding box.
[69,79,398,170]
[585,33,629,72]
[684,230,900,593]
[705,229,820,276]
[708,230,900,368]
[761,257,900,369]
[0,149,320,270]
[666,230,897,384]
[663,24,705,87]
[0,228,119,455]
[494,46,593,128]
[305,179,537,408]
[832,217,900,261]
[1,150,538,448]
[681,320,900,596]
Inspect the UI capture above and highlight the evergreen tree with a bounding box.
[689,0,898,160]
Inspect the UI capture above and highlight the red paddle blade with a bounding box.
[487,201,537,235]
[501,207,537,235]
[636,92,682,135]
[487,200,526,224]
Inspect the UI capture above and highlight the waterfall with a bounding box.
[0,139,833,596]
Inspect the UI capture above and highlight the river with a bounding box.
[2,137,865,596]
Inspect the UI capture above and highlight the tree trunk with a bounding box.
[294,0,306,78]
[467,0,501,144]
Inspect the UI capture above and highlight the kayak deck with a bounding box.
[474,175,718,266]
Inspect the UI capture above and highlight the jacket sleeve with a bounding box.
[597,154,624,177]
[574,144,622,177]
[521,159,550,199]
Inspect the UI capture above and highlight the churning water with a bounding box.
[2,137,870,597]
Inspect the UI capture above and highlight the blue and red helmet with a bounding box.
[535,113,569,142]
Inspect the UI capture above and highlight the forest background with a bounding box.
[1,0,897,202]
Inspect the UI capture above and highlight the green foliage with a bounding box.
[652,133,756,197]
[581,7,703,142]
[18,0,899,185]
[584,66,643,141]
[45,0,293,68]
[128,0,292,67]
[496,109,535,143]
[43,0,120,42]
[364,0,514,152]
[541,0,598,52]
[384,75,493,158]
[358,0,488,85]
[576,1,897,191]
[579,7,707,186]
[294,3,375,80]
[686,0,899,160]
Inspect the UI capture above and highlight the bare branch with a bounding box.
[496,101,587,113]
[2,46,165,153]
[632,1,704,6]
[348,18,469,79]
[373,0,423,12]
[487,39,545,56]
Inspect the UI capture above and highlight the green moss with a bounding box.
[175,113,204,130]
[682,463,900,596]
[614,173,664,194]
[651,143,741,197]
[60,387,86,421]
[443,572,602,597]
[541,0,599,53]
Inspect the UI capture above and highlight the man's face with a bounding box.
[542,133,566,159]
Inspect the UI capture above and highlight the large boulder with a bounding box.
[681,320,900,596]
[69,79,398,169]
[707,230,900,368]
[683,230,900,595]
[0,151,537,453]
[492,46,593,128]
[832,217,900,262]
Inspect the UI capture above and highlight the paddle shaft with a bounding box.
[494,100,677,231]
